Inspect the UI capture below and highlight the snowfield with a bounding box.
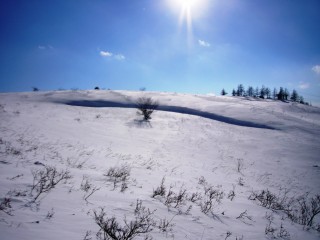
[0,90,319,240]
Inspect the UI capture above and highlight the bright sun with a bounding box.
[178,0,197,8]
[167,0,208,20]
[166,0,208,45]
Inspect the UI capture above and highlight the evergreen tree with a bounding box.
[299,96,305,104]
[221,88,228,96]
[237,84,245,96]
[284,88,289,100]
[290,89,299,102]
[265,87,271,99]
[259,85,266,99]
[254,87,259,98]
[272,88,277,99]
[278,87,284,100]
[247,86,254,97]
[230,83,308,105]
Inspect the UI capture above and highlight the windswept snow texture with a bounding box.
[1,90,320,240]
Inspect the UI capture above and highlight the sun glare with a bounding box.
[167,0,208,46]
[178,0,197,8]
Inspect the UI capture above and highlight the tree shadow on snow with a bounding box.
[126,119,153,129]
[62,100,276,130]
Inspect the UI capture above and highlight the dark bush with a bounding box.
[136,97,158,121]
[93,200,156,240]
[31,166,72,201]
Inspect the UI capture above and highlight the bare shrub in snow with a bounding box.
[253,190,320,229]
[105,165,131,191]
[249,189,292,211]
[264,212,277,238]
[225,231,232,240]
[81,176,101,202]
[236,159,244,174]
[227,185,236,201]
[84,187,100,201]
[83,230,92,240]
[196,176,225,215]
[93,200,156,240]
[120,181,128,192]
[93,200,175,239]
[189,192,203,203]
[198,176,207,186]
[0,197,13,215]
[31,166,72,201]
[8,174,24,180]
[152,178,191,214]
[151,177,166,198]
[136,97,158,121]
[200,185,224,214]
[265,216,290,240]
[265,220,276,238]
[277,223,290,239]
[236,210,253,224]
[265,211,274,222]
[164,185,188,209]
[157,216,175,234]
[153,181,190,213]
[7,189,28,197]
[237,177,244,186]
[45,208,55,220]
[290,194,320,227]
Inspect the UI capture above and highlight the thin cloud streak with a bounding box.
[298,82,310,89]
[100,51,125,61]
[312,65,320,74]
[198,39,210,47]
[114,54,125,61]
[100,51,113,57]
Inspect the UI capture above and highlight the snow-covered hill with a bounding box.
[0,90,319,240]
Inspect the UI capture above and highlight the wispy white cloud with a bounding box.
[99,50,125,61]
[312,65,320,74]
[100,51,113,57]
[198,39,210,47]
[114,54,125,61]
[38,45,53,50]
[298,82,310,89]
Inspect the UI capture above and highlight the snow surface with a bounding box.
[0,90,319,240]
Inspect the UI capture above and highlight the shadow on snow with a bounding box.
[63,100,276,130]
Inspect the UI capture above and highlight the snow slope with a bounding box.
[0,90,319,240]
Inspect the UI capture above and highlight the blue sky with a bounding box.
[1,0,320,104]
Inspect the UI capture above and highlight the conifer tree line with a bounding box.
[220,84,311,106]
